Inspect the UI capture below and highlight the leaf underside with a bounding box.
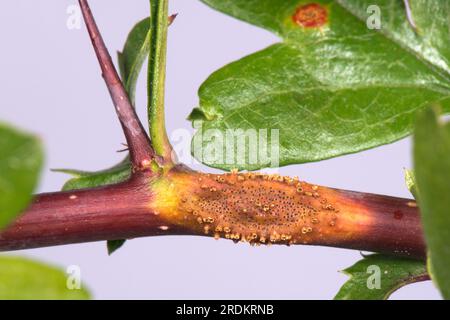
[414,107,450,299]
[192,0,450,170]
[0,123,43,229]
[335,254,428,300]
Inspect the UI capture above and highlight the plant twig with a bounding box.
[0,1,427,262]
[0,168,426,259]
[148,0,174,161]
[79,0,155,171]
[0,175,189,251]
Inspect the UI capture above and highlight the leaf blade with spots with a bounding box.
[192,0,450,170]
[335,254,428,300]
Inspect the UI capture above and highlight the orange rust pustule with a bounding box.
[292,3,328,28]
[175,172,340,246]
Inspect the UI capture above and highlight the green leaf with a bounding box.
[0,256,90,300]
[413,106,450,299]
[404,169,418,199]
[335,254,428,300]
[107,239,126,255]
[192,0,450,170]
[55,158,131,191]
[0,123,43,229]
[118,17,151,106]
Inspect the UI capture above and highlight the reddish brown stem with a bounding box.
[0,175,189,251]
[323,189,425,258]
[0,172,426,259]
[79,0,154,170]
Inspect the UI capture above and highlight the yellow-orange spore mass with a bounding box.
[292,3,328,28]
[173,172,340,246]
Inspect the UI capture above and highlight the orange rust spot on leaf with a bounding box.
[292,3,328,28]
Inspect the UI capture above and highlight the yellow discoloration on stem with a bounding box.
[150,170,374,246]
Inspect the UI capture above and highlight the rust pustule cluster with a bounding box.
[292,3,328,28]
[177,171,340,246]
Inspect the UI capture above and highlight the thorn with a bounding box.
[168,13,178,26]
[78,0,155,171]
[117,143,129,153]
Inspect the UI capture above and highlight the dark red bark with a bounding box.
[0,173,426,260]
[0,174,188,251]
[323,189,426,259]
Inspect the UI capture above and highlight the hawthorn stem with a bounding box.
[0,175,190,251]
[79,0,155,171]
[0,170,426,259]
[0,2,426,259]
[326,188,425,258]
